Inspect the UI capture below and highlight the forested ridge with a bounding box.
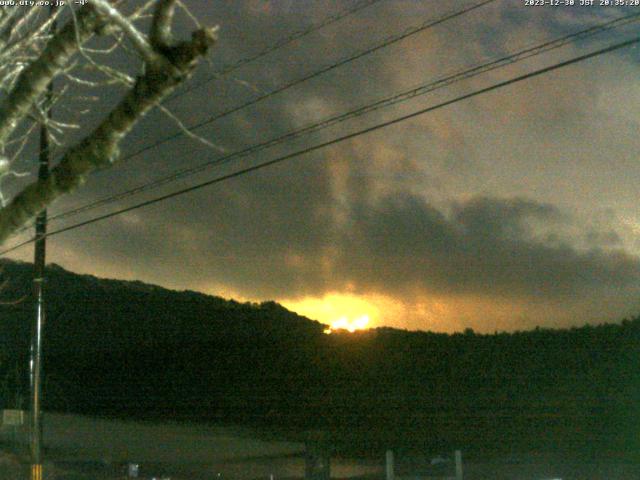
[0,260,637,458]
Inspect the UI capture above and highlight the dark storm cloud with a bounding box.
[51,183,640,312]
[7,0,640,331]
[340,194,640,300]
[47,151,339,296]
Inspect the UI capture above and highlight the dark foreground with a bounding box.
[2,448,639,480]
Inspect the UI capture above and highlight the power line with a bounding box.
[45,0,506,222]
[2,0,502,240]
[19,0,385,179]
[45,11,640,225]
[168,0,386,100]
[107,0,498,169]
[4,2,388,225]
[1,35,637,257]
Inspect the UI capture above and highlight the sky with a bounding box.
[4,0,640,333]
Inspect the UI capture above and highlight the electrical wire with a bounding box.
[16,0,496,230]
[109,0,498,170]
[167,0,386,100]
[7,0,505,232]
[1,35,637,257]
[44,11,640,225]
[13,0,385,184]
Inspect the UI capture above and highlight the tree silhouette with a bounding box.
[0,1,217,244]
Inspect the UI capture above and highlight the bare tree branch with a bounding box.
[157,103,226,154]
[0,6,106,148]
[91,0,159,65]
[150,0,178,50]
[0,10,218,244]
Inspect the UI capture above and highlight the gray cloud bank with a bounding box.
[7,1,640,331]
[36,184,640,332]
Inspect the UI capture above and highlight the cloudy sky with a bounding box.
[5,0,640,332]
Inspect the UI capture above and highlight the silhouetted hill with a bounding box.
[0,259,638,459]
[0,259,324,357]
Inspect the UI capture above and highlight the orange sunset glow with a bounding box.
[282,292,400,331]
[323,314,370,334]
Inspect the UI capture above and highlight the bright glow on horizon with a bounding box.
[323,314,370,334]
[282,292,382,330]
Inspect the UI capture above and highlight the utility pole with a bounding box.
[30,96,50,480]
[30,7,55,479]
